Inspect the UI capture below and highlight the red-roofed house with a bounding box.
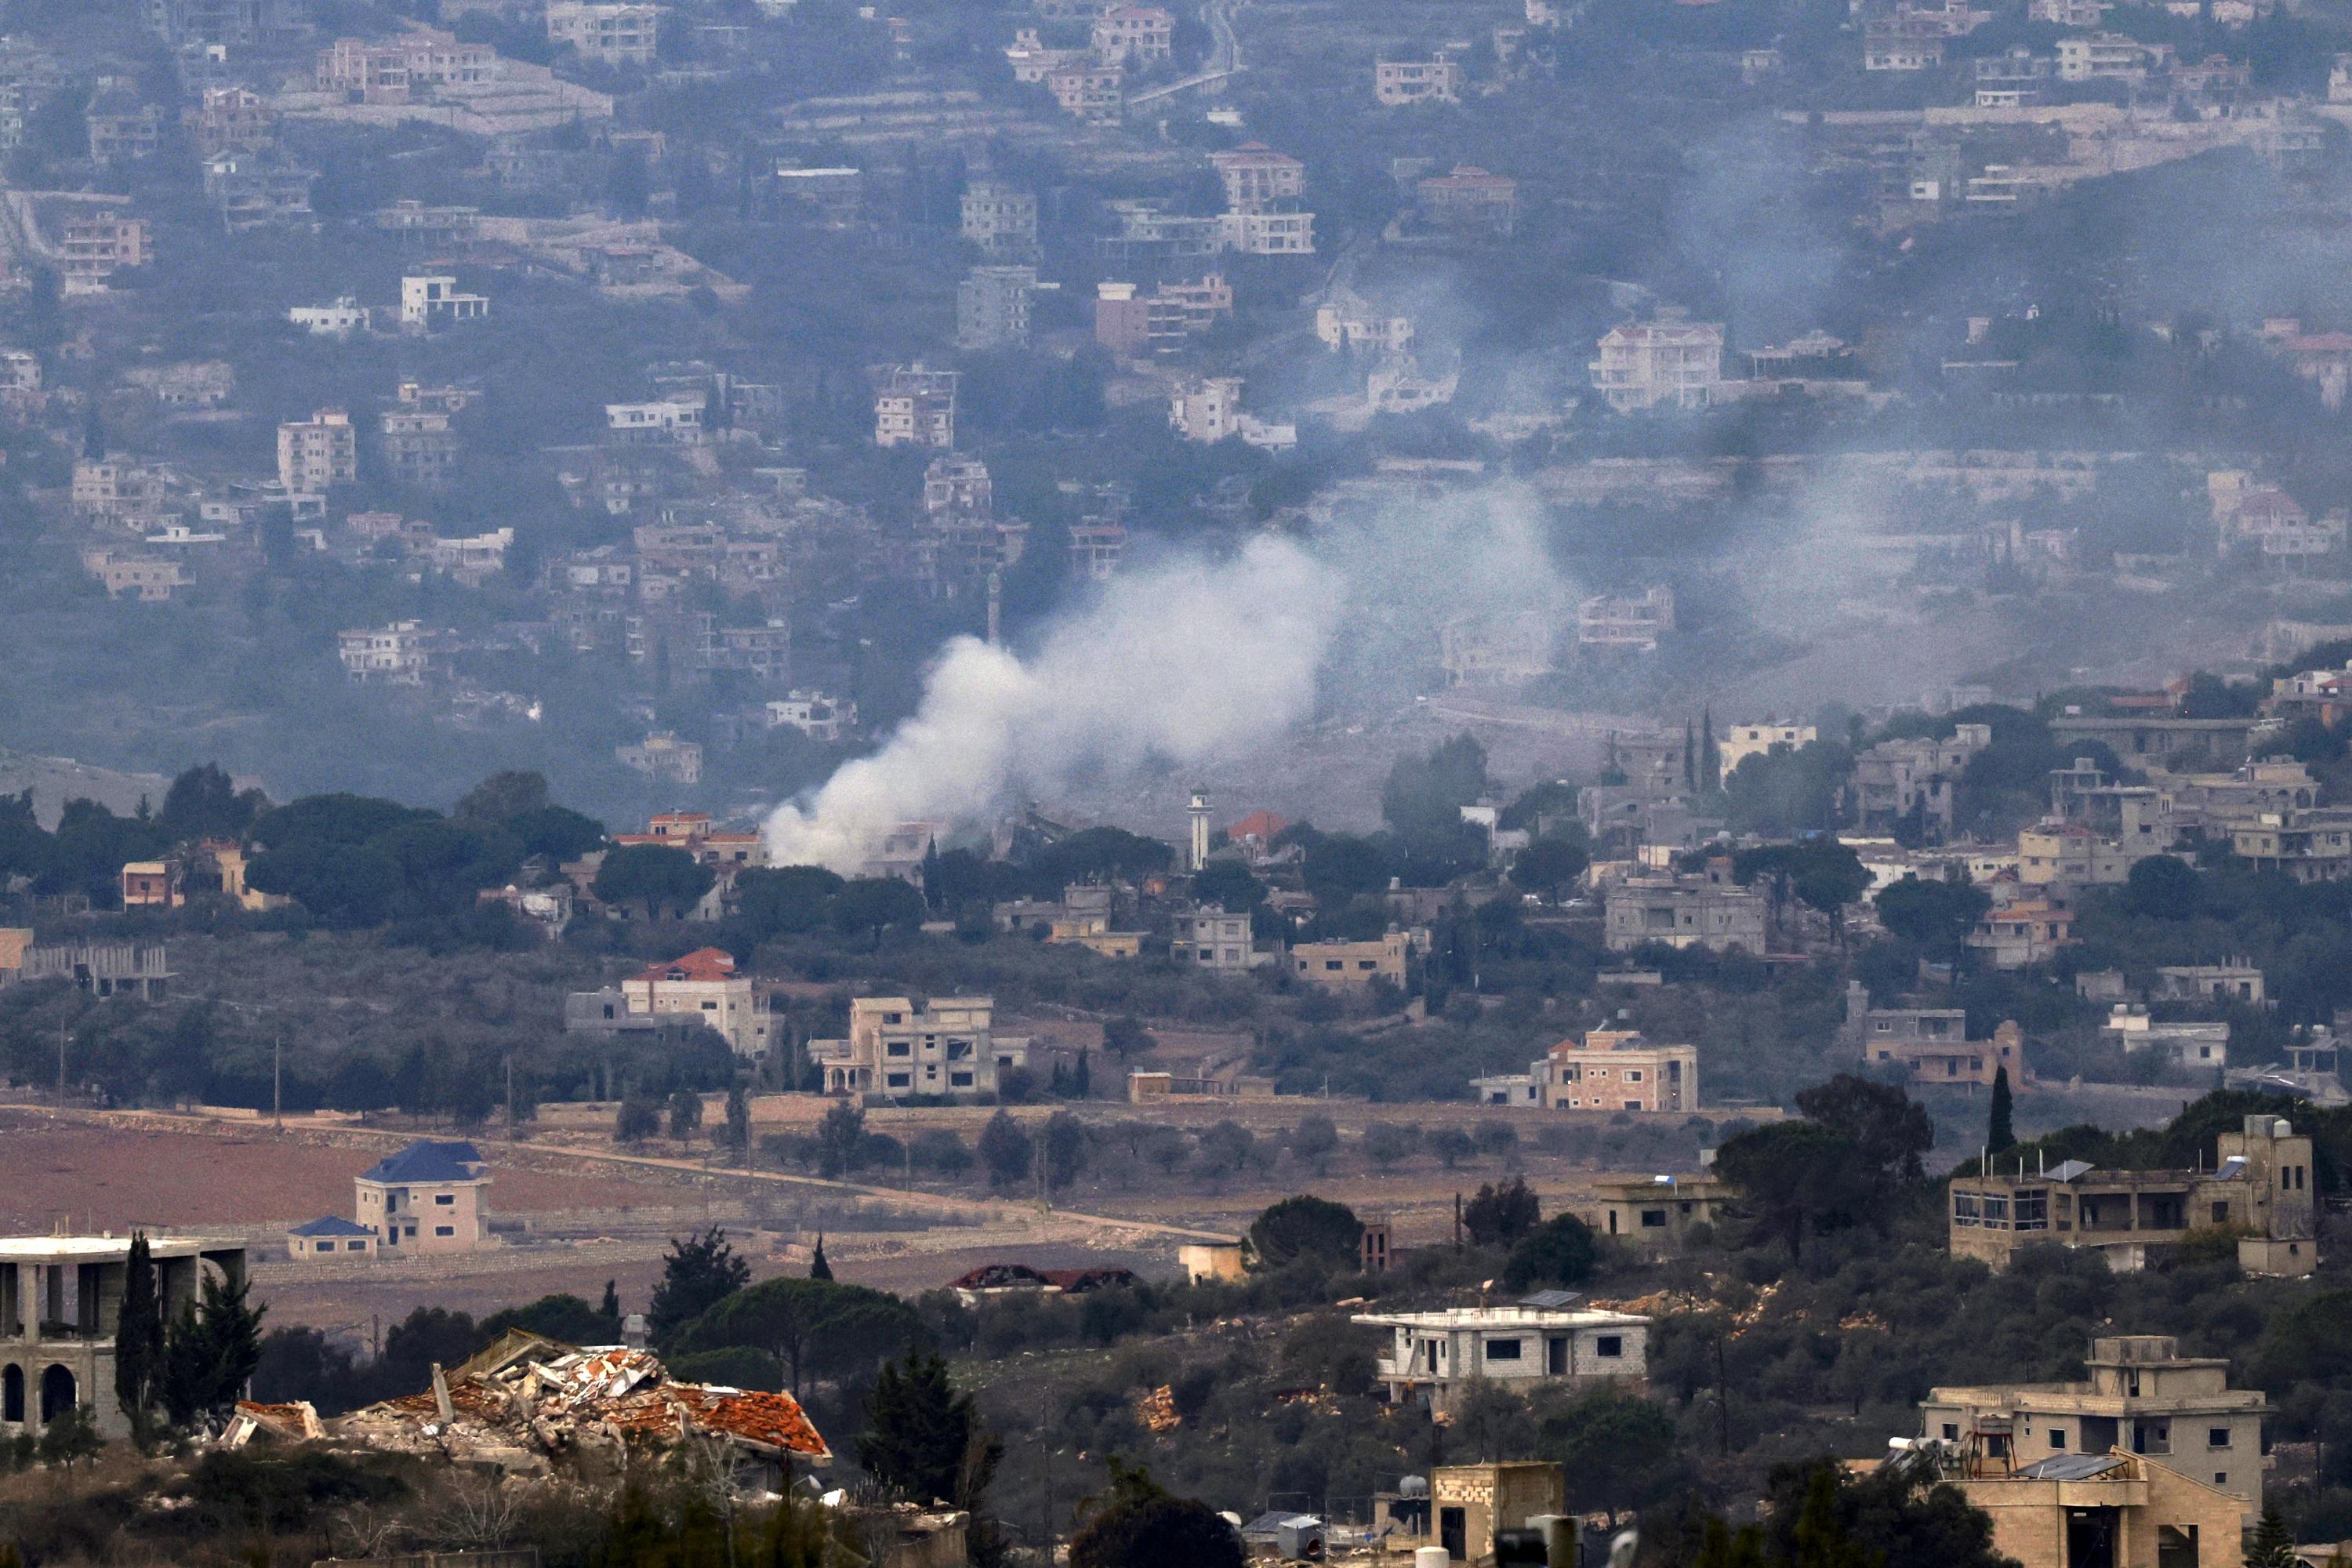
[621,948,775,1058]
[1417,165,1519,238]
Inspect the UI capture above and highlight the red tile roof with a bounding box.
[1226,809,1289,843]
[633,947,739,985]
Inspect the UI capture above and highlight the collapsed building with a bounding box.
[237,1331,830,1485]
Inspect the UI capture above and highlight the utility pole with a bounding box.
[57,1022,68,1108]
[273,1032,283,1131]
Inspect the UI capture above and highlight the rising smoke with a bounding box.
[764,487,1566,873]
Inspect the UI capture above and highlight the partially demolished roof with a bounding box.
[336,1341,829,1467]
[224,1400,325,1446]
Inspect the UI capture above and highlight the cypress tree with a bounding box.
[810,1235,833,1282]
[600,1279,621,1328]
[1988,1065,2016,1155]
[1701,706,1719,791]
[114,1232,164,1447]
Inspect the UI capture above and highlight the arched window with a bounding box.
[2,1364,23,1424]
[38,1363,75,1424]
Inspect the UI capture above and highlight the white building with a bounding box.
[1374,59,1461,105]
[605,394,706,443]
[620,947,775,1058]
[276,408,357,495]
[546,2,664,65]
[1590,313,1726,412]
[765,690,856,742]
[289,297,371,335]
[959,181,1037,255]
[874,365,958,448]
[1169,376,1296,449]
[1718,721,1817,778]
[1172,907,1273,972]
[400,274,489,330]
[1353,1305,1650,1414]
[337,620,441,684]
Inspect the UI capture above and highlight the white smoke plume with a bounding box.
[764,534,1348,873]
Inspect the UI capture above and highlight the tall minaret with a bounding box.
[1189,786,1210,871]
[986,568,1002,647]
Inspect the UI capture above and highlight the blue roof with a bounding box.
[290,1216,376,1238]
[361,1140,485,1184]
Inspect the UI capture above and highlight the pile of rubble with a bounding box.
[230,1330,829,1479]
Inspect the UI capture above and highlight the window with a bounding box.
[346,1240,367,1251]
[1953,1193,1981,1228]
[887,1041,910,1057]
[2212,1201,2229,1225]
[2216,1473,2228,1486]
[315,1241,334,1253]
[1942,1423,1960,1442]
[1325,960,1342,971]
[434,1193,455,1206]
[1626,1070,1643,1083]
[1485,1338,1523,1363]
[887,1072,911,1089]
[1595,1335,1623,1359]
[1640,1209,1668,1229]
[1357,960,1377,970]
[701,1000,717,1011]
[951,1072,974,1087]
[2049,1429,2067,1450]
[2209,1428,2230,1450]
[434,1225,455,1237]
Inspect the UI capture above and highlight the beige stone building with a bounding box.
[1353,1305,1649,1414]
[1921,1335,2269,1512]
[1954,1450,2247,1568]
[1585,1172,1732,1250]
[808,996,1029,1100]
[1539,1029,1699,1111]
[354,1140,492,1255]
[620,947,775,1058]
[1290,931,1411,992]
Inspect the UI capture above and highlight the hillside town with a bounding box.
[9,2,2352,1568]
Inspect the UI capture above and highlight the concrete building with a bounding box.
[2,1235,248,1440]
[1590,314,1726,412]
[1951,1450,2245,1568]
[546,2,663,65]
[1417,165,1519,238]
[1316,293,1414,354]
[1949,1114,2318,1275]
[354,1139,492,1255]
[1718,721,1817,778]
[2153,961,2263,1007]
[290,297,372,335]
[1207,142,1305,212]
[382,406,461,487]
[1585,1174,1733,1251]
[2019,823,2139,887]
[1578,587,1676,654]
[1092,4,1174,64]
[315,28,499,103]
[960,181,1036,255]
[1403,1462,1566,1566]
[4,942,172,999]
[1168,376,1295,449]
[1218,209,1316,255]
[1172,907,1273,971]
[765,690,856,742]
[618,947,772,1058]
[337,620,442,684]
[1353,1305,1649,1413]
[874,365,958,448]
[1439,611,1555,686]
[806,996,1030,1100]
[1290,931,1411,993]
[604,395,706,444]
[1602,866,1767,953]
[1922,1335,2269,1512]
[2224,807,2352,882]
[2101,1006,2228,1075]
[1850,724,1992,838]
[2058,31,2169,80]
[1374,59,1462,105]
[399,274,489,330]
[955,264,1038,350]
[277,408,358,495]
[1968,902,2076,970]
[1846,985,2027,1087]
[59,212,150,292]
[1046,63,1124,122]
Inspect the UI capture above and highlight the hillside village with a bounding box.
[10,1,2352,1568]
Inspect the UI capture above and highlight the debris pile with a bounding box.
[279,1330,829,1474]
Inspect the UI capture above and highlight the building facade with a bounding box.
[619,947,774,1058]
[807,995,1029,1100]
[1353,1305,1650,1414]
[354,1140,492,1255]
[3,1236,249,1440]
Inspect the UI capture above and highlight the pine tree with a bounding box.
[810,1236,833,1282]
[2246,1504,2296,1568]
[1988,1065,2016,1155]
[113,1232,164,1447]
[159,1270,264,1430]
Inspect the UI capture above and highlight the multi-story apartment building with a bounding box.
[1849,724,1992,837]
[1578,586,1676,653]
[807,996,1030,1099]
[201,153,316,229]
[2224,806,2352,881]
[1844,984,2027,1087]
[149,0,301,48]
[604,395,706,444]
[619,947,775,1058]
[2057,31,2169,81]
[1949,1113,2318,1276]
[352,1140,492,1255]
[290,297,372,335]
[874,365,959,448]
[1539,1029,1699,1111]
[337,620,443,684]
[59,212,150,292]
[277,408,358,495]
[315,27,499,103]
[194,85,274,154]
[85,94,164,164]
[1374,59,1462,105]
[1920,1336,2270,1512]
[1218,209,1316,255]
[1417,165,1519,238]
[1046,64,1124,123]
[1717,721,1817,777]
[1207,143,1305,212]
[959,181,1037,255]
[546,2,664,65]
[955,265,1038,350]
[1091,4,1174,64]
[1589,313,1726,412]
[381,407,461,487]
